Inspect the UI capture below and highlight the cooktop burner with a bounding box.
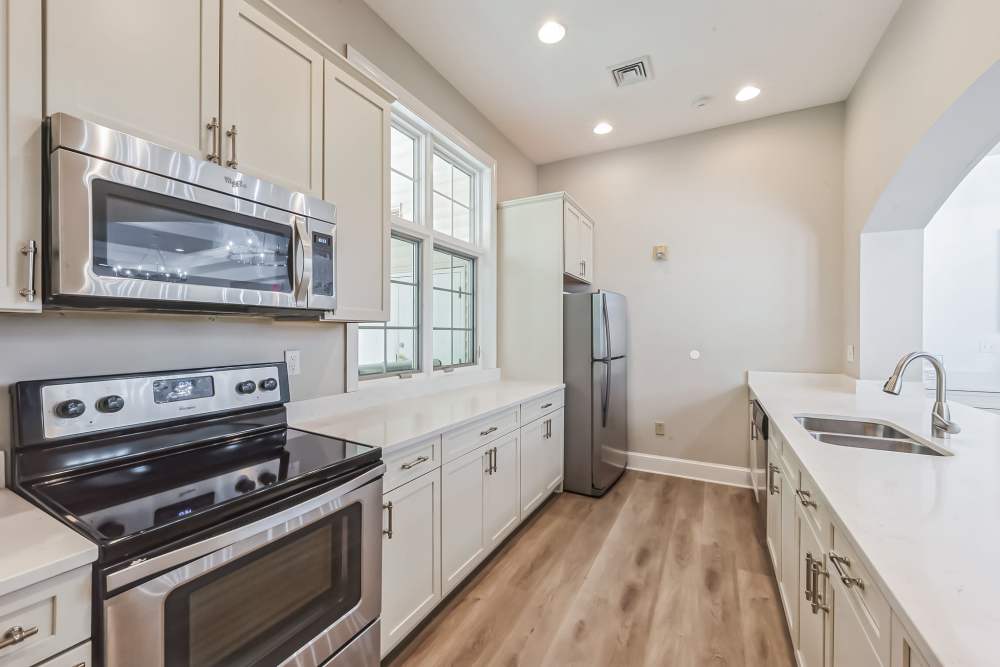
[10,362,381,566]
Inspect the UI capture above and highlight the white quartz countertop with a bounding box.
[748,371,1000,667]
[289,380,564,453]
[0,490,97,598]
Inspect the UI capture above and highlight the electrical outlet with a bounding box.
[654,421,665,436]
[979,340,997,354]
[846,344,855,363]
[284,349,301,376]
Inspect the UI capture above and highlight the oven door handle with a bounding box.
[294,216,313,307]
[105,463,385,594]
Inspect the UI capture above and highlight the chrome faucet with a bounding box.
[882,352,960,437]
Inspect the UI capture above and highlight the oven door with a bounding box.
[103,467,383,667]
[48,147,335,312]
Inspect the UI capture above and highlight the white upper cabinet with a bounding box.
[0,0,43,312]
[220,0,323,195]
[45,0,220,160]
[563,199,594,283]
[321,58,391,322]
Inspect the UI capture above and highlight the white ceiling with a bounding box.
[364,0,902,164]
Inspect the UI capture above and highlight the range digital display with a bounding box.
[152,376,215,404]
[153,492,216,526]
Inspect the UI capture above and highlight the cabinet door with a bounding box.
[766,456,782,572]
[45,0,220,159]
[485,433,520,549]
[890,614,930,667]
[381,470,441,658]
[798,522,829,667]
[578,216,594,283]
[0,0,42,312]
[544,408,565,493]
[220,0,322,194]
[563,201,582,279]
[780,468,800,646]
[322,59,391,322]
[441,445,489,595]
[830,574,884,667]
[519,418,547,516]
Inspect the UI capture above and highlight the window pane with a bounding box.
[391,171,414,222]
[386,329,417,373]
[453,204,471,243]
[433,330,453,368]
[390,282,417,328]
[390,237,417,283]
[433,193,452,235]
[433,288,451,328]
[390,127,415,178]
[452,292,472,329]
[452,254,473,293]
[452,330,473,366]
[358,328,386,377]
[453,168,471,207]
[432,154,452,197]
[432,249,452,289]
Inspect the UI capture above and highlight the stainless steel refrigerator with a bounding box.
[563,291,629,496]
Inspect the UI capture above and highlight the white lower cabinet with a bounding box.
[765,439,782,571]
[485,433,521,549]
[519,408,564,516]
[380,469,441,658]
[798,522,830,667]
[830,571,884,667]
[441,445,489,595]
[779,462,799,644]
[891,614,930,667]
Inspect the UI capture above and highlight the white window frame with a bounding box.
[345,47,498,392]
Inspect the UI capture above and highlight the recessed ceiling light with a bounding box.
[735,85,761,102]
[593,121,613,135]
[537,21,566,44]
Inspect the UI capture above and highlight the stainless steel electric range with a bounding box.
[10,362,383,667]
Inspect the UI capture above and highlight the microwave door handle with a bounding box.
[294,217,313,306]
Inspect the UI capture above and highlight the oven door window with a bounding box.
[91,179,293,292]
[163,503,362,667]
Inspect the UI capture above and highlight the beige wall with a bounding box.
[538,104,845,468]
[844,0,1000,377]
[273,0,537,202]
[0,0,537,468]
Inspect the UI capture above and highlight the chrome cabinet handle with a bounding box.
[0,625,39,650]
[544,419,552,439]
[491,447,498,474]
[768,463,779,495]
[541,402,553,409]
[400,455,430,470]
[382,501,393,539]
[72,663,86,667]
[796,488,817,508]
[829,551,865,590]
[206,116,221,163]
[19,240,36,302]
[580,259,586,276]
[480,426,498,437]
[225,124,239,168]
[804,552,814,602]
[807,553,829,614]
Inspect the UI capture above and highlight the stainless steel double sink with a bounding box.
[795,416,948,456]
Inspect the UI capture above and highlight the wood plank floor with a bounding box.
[384,471,795,667]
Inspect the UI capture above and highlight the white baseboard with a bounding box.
[627,451,751,488]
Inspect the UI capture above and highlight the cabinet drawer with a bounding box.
[521,390,564,425]
[383,438,440,493]
[442,408,520,463]
[0,567,90,667]
[36,641,92,667]
[796,468,831,549]
[832,528,891,664]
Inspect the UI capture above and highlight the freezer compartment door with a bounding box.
[592,357,628,491]
[591,291,628,360]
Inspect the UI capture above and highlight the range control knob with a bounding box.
[235,476,257,494]
[236,380,257,395]
[258,471,278,486]
[259,378,278,392]
[97,395,126,413]
[97,520,126,539]
[55,399,86,419]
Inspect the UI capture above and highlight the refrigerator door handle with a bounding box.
[602,294,613,361]
[599,360,610,428]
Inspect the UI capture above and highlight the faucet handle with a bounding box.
[931,401,960,436]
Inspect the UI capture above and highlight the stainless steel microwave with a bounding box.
[44,113,336,315]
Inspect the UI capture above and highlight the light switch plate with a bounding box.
[285,350,302,376]
[654,421,665,436]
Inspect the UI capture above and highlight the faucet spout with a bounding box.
[882,352,959,437]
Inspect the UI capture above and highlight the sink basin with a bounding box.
[794,415,949,456]
[795,416,909,440]
[813,433,944,456]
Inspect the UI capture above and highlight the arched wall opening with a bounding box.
[859,60,1000,384]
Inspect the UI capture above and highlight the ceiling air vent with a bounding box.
[609,56,653,88]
